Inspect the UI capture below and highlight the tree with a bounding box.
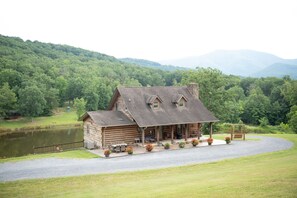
[289,112,297,133]
[0,83,17,117]
[282,81,297,106]
[84,89,99,111]
[181,68,227,120]
[287,105,297,133]
[18,86,46,119]
[225,86,245,102]
[43,88,59,115]
[55,76,68,106]
[73,98,86,119]
[222,101,244,123]
[66,78,84,102]
[241,90,270,125]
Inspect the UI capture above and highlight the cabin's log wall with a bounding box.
[104,125,138,146]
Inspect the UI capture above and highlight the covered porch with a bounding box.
[138,122,215,146]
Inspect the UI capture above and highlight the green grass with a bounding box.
[0,108,79,129]
[1,134,296,197]
[212,133,260,141]
[0,149,99,163]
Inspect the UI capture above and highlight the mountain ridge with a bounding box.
[119,58,189,71]
[159,49,297,77]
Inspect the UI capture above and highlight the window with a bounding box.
[178,99,184,107]
[153,101,159,109]
[87,124,90,134]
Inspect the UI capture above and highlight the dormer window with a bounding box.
[172,93,188,107]
[153,101,159,109]
[146,95,162,110]
[178,99,184,107]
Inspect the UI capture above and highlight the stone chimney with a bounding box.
[187,83,199,99]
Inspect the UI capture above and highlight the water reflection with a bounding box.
[0,127,83,158]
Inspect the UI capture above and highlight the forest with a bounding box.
[0,35,297,133]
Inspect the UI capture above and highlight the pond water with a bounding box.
[0,127,83,158]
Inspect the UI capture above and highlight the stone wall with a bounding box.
[83,117,102,149]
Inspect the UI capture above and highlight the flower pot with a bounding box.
[208,142,212,145]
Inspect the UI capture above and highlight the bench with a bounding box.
[232,133,245,140]
[234,134,243,138]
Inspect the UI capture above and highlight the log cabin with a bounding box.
[79,83,219,149]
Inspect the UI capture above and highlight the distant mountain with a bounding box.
[253,63,297,79]
[160,50,297,77]
[120,58,189,71]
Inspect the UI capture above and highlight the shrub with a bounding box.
[279,122,290,132]
[126,146,133,154]
[259,117,269,127]
[207,138,213,145]
[164,143,170,149]
[146,144,153,152]
[191,139,199,147]
[179,142,185,148]
[104,150,111,157]
[225,136,231,144]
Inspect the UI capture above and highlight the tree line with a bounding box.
[0,35,296,132]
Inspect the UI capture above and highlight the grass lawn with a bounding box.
[0,108,79,129]
[212,133,260,141]
[1,134,296,197]
[0,149,99,163]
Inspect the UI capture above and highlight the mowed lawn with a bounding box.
[0,109,79,129]
[0,149,99,163]
[1,134,297,198]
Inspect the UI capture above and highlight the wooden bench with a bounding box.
[234,134,243,138]
[232,133,245,140]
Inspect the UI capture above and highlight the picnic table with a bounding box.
[110,143,128,153]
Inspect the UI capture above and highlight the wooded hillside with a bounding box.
[1,35,297,133]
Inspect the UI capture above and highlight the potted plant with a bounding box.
[126,146,133,155]
[191,139,199,147]
[179,142,185,148]
[164,143,170,150]
[225,137,231,144]
[104,149,111,157]
[146,144,153,152]
[207,138,213,145]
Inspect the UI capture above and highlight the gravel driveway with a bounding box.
[0,136,293,182]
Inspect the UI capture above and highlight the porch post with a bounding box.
[197,123,201,140]
[102,127,105,148]
[210,122,213,138]
[171,126,174,144]
[185,124,188,141]
[156,126,160,145]
[231,124,234,140]
[141,128,145,146]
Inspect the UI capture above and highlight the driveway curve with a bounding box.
[0,136,293,182]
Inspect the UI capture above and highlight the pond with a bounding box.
[0,127,83,158]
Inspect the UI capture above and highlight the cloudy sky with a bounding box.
[1,0,297,61]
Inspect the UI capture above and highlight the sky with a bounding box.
[1,0,297,61]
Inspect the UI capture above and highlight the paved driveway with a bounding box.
[0,136,293,182]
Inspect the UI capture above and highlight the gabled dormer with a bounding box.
[146,95,163,110]
[172,94,188,107]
